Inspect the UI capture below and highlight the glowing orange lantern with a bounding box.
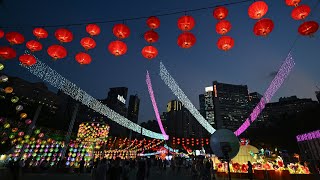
[213,6,228,20]
[47,45,67,59]
[80,37,96,50]
[86,24,101,36]
[291,5,311,20]
[298,21,319,36]
[144,30,159,43]
[253,18,274,36]
[177,32,196,48]
[4,87,13,93]
[177,15,195,31]
[216,20,232,35]
[33,28,48,39]
[285,0,301,7]
[141,46,158,59]
[112,24,130,39]
[0,46,16,60]
[54,28,73,43]
[26,40,43,52]
[217,36,234,51]
[19,54,37,66]
[75,52,92,65]
[248,1,268,20]
[147,16,160,29]
[108,40,127,56]
[5,32,25,45]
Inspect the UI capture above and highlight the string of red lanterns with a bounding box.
[0,46,17,60]
[26,40,43,52]
[177,15,196,49]
[108,24,130,56]
[19,54,37,66]
[142,16,160,60]
[214,6,234,51]
[248,1,274,37]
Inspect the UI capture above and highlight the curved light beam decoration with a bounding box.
[20,52,166,140]
[234,52,295,136]
[146,71,169,140]
[159,62,216,134]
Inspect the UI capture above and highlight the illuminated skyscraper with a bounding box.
[199,86,216,128]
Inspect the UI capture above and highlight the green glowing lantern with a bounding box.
[4,123,10,129]
[36,157,40,161]
[34,129,41,135]
[11,96,19,103]
[9,134,15,139]
[0,63,4,70]
[32,153,37,157]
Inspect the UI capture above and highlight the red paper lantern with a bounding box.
[0,29,4,39]
[0,46,16,60]
[141,46,158,59]
[112,24,130,39]
[108,40,127,56]
[291,5,311,20]
[285,0,301,7]
[33,28,48,39]
[75,52,92,65]
[216,20,232,35]
[298,21,319,36]
[80,37,96,50]
[177,32,196,48]
[47,45,67,59]
[26,40,43,52]
[86,24,101,36]
[177,15,195,31]
[253,18,274,36]
[217,36,234,51]
[144,30,159,43]
[248,1,268,19]
[19,54,37,66]
[213,6,228,20]
[54,28,73,43]
[147,16,160,29]
[5,32,25,45]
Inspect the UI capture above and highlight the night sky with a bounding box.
[0,0,320,123]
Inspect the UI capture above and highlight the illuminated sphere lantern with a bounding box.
[146,16,160,29]
[75,52,92,65]
[5,32,25,45]
[177,32,196,48]
[33,28,48,39]
[0,75,8,82]
[25,119,32,125]
[80,37,96,50]
[108,40,127,56]
[298,21,319,36]
[144,30,159,43]
[216,20,232,35]
[253,18,274,36]
[285,0,301,7]
[177,15,195,31]
[217,36,234,51]
[0,63,4,70]
[141,46,158,59]
[213,6,228,20]
[248,1,268,19]
[26,40,43,52]
[291,5,311,20]
[0,29,4,38]
[112,24,130,39]
[4,87,13,94]
[54,28,73,43]
[19,54,37,66]
[77,122,110,142]
[0,46,16,60]
[47,45,67,59]
[86,24,101,36]
[20,113,27,119]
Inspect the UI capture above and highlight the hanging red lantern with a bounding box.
[291,5,311,20]
[112,24,130,39]
[216,20,232,35]
[147,16,160,29]
[108,40,127,56]
[26,40,43,52]
[217,36,234,51]
[54,28,73,43]
[33,28,48,39]
[177,15,195,31]
[75,52,92,65]
[80,37,96,50]
[86,24,101,36]
[5,32,25,45]
[0,46,16,60]
[0,29,4,39]
[177,32,196,48]
[47,45,67,59]
[285,0,301,7]
[141,46,158,59]
[248,1,268,19]
[144,30,159,43]
[253,18,274,36]
[19,54,37,66]
[213,6,228,20]
[298,21,319,36]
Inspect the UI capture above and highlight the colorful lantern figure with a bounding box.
[0,29,4,38]
[25,119,32,125]
[18,132,24,137]
[38,133,44,138]
[20,113,27,119]
[86,24,101,36]
[213,6,228,20]
[19,54,37,66]
[108,41,127,56]
[26,40,43,52]
[144,30,159,43]
[47,45,67,59]
[177,32,196,48]
[147,16,160,29]
[0,46,17,60]
[248,1,268,19]
[33,28,48,39]
[75,52,92,65]
[0,75,8,82]
[112,24,130,39]
[217,36,234,51]
[11,96,19,103]
[141,46,158,59]
[4,123,10,128]
[216,20,232,35]
[54,28,73,43]
[177,15,195,31]
[0,63,4,70]
[80,37,96,50]
[253,18,274,36]
[291,5,311,20]
[4,87,13,94]
[5,32,25,45]
[285,0,301,7]
[298,21,319,36]
[12,128,18,133]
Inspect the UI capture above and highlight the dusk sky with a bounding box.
[1,0,320,123]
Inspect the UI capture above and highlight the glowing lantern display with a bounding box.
[0,63,4,70]
[141,46,158,59]
[248,1,269,19]
[4,123,10,128]
[112,24,130,39]
[75,52,92,65]
[38,133,44,138]
[298,21,319,36]
[177,32,196,48]
[144,30,159,43]
[253,18,274,36]
[0,29,4,38]
[213,6,228,20]
[215,20,232,35]
[4,87,13,94]
[77,122,110,142]
[86,24,101,36]
[108,40,127,56]
[54,28,73,43]
[147,16,160,29]
[0,46,16,60]
[20,113,27,119]
[0,75,9,82]
[33,28,48,39]
[19,54,37,66]
[18,132,24,137]
[285,0,301,7]
[217,36,234,51]
[26,40,43,52]
[5,32,25,45]
[25,119,32,125]
[80,37,96,50]
[47,45,67,59]
[291,5,311,20]
[177,15,195,31]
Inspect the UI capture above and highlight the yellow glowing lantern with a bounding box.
[4,123,10,128]
[4,87,13,94]
[20,113,27,119]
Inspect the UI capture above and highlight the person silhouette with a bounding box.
[247,161,253,180]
